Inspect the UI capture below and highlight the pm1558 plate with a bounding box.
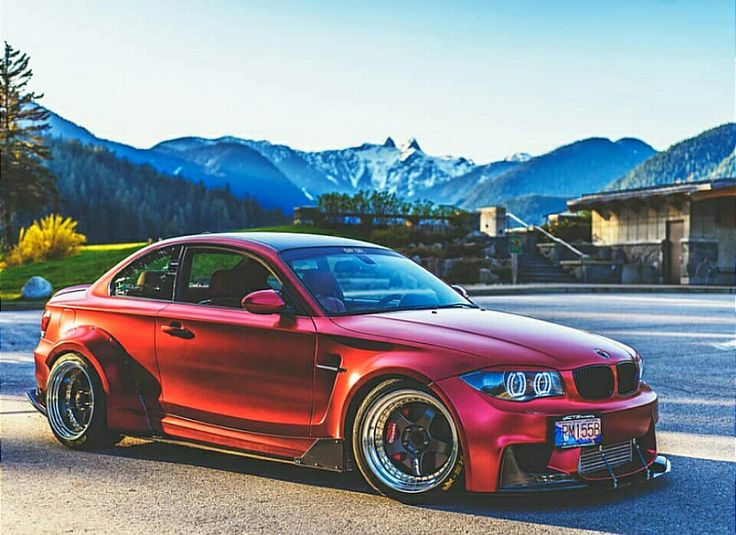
[554,415,602,448]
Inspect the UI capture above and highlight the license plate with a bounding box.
[554,415,602,448]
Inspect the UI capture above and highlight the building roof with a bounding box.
[568,179,736,211]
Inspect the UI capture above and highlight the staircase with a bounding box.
[518,249,577,283]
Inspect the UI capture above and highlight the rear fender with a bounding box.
[45,325,159,434]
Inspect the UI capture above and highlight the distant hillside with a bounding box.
[459,138,656,212]
[424,160,519,206]
[503,195,569,226]
[47,138,285,243]
[45,111,308,211]
[149,137,310,209]
[607,123,736,190]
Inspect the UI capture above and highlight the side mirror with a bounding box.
[242,289,287,314]
[451,284,469,299]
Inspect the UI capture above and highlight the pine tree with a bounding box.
[0,42,56,245]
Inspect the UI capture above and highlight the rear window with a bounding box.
[110,246,180,300]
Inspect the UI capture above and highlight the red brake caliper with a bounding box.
[386,406,410,462]
[386,419,401,461]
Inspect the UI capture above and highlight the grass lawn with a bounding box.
[0,243,146,302]
[0,226,363,303]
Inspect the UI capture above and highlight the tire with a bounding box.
[46,353,120,449]
[352,379,463,503]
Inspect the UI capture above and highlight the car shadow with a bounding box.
[94,435,669,506]
[95,437,374,495]
[92,440,736,534]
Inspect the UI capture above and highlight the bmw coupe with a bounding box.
[28,232,669,501]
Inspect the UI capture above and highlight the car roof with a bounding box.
[168,232,385,252]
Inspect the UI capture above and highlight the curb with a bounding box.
[2,285,733,312]
[465,284,736,296]
[1,301,47,311]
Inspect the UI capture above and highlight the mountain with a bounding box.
[607,123,736,190]
[43,107,663,224]
[45,138,285,243]
[503,195,569,225]
[44,111,308,211]
[45,108,478,209]
[152,135,476,201]
[458,137,656,213]
[147,137,310,209]
[423,160,520,206]
[505,152,532,162]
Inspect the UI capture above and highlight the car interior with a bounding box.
[177,251,278,308]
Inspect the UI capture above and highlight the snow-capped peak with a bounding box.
[402,137,422,152]
[505,151,532,162]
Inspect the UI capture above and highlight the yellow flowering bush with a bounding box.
[6,214,87,266]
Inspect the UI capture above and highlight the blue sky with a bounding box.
[2,0,733,162]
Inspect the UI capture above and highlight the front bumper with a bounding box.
[434,375,667,493]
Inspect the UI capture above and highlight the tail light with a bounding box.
[40,310,51,336]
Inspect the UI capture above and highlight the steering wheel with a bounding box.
[377,293,403,308]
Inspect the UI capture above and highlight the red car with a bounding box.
[29,233,669,501]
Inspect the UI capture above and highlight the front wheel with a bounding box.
[46,353,120,449]
[352,379,463,502]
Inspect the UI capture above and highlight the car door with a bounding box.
[154,245,317,438]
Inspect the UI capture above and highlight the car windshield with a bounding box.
[280,246,475,316]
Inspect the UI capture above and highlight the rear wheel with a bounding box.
[46,353,120,449]
[352,379,463,502]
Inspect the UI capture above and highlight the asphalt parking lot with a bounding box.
[1,293,734,534]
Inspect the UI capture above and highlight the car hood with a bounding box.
[330,307,636,370]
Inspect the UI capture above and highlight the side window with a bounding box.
[111,246,180,300]
[179,248,282,308]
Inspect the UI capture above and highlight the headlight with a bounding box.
[461,370,564,401]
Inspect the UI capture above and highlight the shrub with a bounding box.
[6,214,86,267]
[447,258,488,284]
[369,226,415,247]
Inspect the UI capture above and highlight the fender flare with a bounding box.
[44,325,155,433]
[338,363,433,438]
[336,361,470,477]
[45,325,126,394]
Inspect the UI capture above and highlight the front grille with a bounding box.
[573,365,614,399]
[579,441,633,474]
[617,362,639,395]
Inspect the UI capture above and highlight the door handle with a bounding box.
[160,321,194,339]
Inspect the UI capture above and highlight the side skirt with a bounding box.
[27,390,349,474]
[27,389,47,417]
[296,438,349,472]
[124,435,350,473]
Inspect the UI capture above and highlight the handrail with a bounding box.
[506,211,588,259]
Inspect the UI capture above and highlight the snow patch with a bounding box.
[301,187,315,201]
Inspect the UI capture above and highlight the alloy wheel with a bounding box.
[47,359,96,441]
[360,389,459,494]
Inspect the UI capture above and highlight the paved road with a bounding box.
[1,293,734,534]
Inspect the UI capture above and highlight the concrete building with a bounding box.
[479,206,507,236]
[568,179,735,285]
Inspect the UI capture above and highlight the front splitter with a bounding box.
[497,455,671,494]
